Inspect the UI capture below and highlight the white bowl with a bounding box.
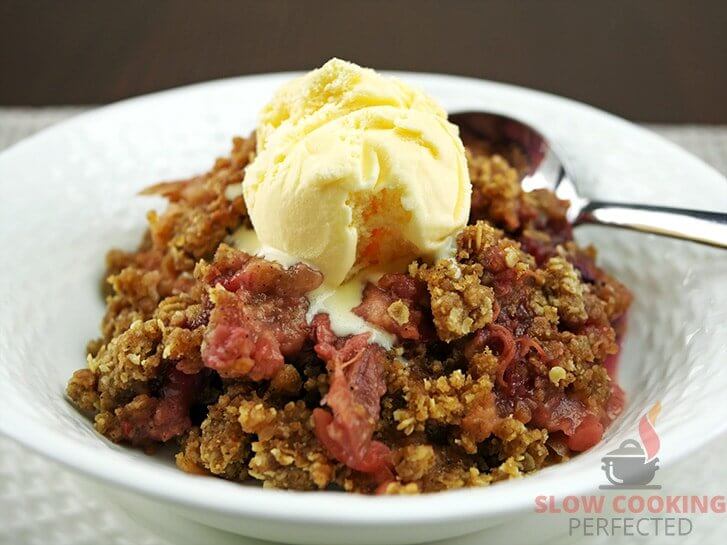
[1,73,726,545]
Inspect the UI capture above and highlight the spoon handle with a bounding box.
[574,201,727,248]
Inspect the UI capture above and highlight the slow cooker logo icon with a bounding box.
[600,402,661,490]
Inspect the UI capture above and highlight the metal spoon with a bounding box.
[450,111,727,248]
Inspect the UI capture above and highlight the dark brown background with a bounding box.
[1,0,725,123]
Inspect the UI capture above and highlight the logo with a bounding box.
[535,400,725,537]
[600,402,661,489]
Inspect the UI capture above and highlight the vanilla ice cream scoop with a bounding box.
[243,58,471,286]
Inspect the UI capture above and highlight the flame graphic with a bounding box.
[638,402,661,460]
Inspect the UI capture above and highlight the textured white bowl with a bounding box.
[1,73,726,545]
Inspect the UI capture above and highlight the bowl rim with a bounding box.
[1,70,726,527]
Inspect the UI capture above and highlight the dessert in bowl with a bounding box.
[0,60,725,543]
[66,59,630,493]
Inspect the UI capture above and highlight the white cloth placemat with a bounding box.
[1,108,725,545]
